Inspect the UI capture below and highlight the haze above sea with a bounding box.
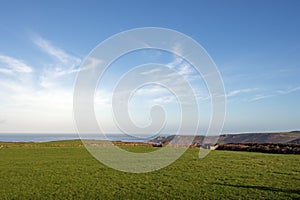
[0,133,170,143]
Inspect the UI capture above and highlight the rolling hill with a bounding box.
[151,131,300,146]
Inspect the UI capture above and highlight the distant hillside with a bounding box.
[150,131,300,146]
[289,138,300,144]
[218,131,300,144]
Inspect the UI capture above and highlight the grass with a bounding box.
[0,141,299,199]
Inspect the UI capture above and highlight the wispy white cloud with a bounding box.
[172,43,183,55]
[167,57,194,75]
[94,89,112,106]
[0,72,76,133]
[227,88,259,98]
[0,35,84,133]
[277,86,300,95]
[249,86,300,102]
[133,85,176,104]
[0,79,33,95]
[135,85,169,96]
[0,54,33,74]
[166,54,200,84]
[153,96,176,103]
[0,68,14,75]
[167,57,183,69]
[33,36,81,69]
[249,94,275,102]
[31,35,83,89]
[133,49,207,105]
[140,68,162,75]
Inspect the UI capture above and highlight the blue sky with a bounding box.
[0,0,299,134]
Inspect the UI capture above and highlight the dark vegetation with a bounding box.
[216,143,300,154]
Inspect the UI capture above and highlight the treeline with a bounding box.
[216,143,300,154]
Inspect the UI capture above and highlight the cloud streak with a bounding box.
[0,35,84,133]
[0,54,33,74]
[277,86,300,95]
[31,35,83,88]
[33,36,81,68]
[227,88,259,98]
[249,86,300,102]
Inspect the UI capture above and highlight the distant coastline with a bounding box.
[0,131,299,143]
[0,133,166,143]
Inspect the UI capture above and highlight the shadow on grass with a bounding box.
[212,183,300,195]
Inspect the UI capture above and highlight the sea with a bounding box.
[0,133,168,143]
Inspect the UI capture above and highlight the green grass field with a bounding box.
[0,141,299,199]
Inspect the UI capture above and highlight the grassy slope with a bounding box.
[0,141,299,199]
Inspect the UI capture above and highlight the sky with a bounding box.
[0,0,300,134]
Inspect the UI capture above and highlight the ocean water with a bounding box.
[0,133,164,142]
